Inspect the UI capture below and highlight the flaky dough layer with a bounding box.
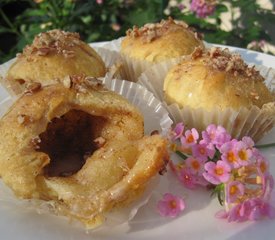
[0,80,168,228]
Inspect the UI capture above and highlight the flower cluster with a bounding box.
[167,123,275,222]
[190,0,216,18]
[164,0,216,18]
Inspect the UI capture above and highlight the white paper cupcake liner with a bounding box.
[100,37,186,82]
[101,37,123,52]
[0,77,172,230]
[138,60,275,142]
[101,77,172,135]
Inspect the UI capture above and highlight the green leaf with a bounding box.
[175,151,188,160]
[23,9,46,17]
[0,27,15,34]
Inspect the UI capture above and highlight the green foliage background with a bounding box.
[0,0,274,63]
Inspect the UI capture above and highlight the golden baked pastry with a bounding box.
[0,76,168,228]
[5,30,106,94]
[164,47,274,111]
[121,17,204,63]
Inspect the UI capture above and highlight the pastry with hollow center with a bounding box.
[0,76,168,228]
[121,17,204,63]
[5,30,106,94]
[164,47,274,111]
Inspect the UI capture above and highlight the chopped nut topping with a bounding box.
[62,49,75,58]
[126,17,201,43]
[191,46,203,59]
[189,47,265,82]
[63,75,104,92]
[83,151,93,161]
[84,76,103,89]
[19,29,81,58]
[150,130,159,135]
[31,136,41,150]
[93,136,106,148]
[17,115,25,124]
[37,47,51,56]
[17,114,33,125]
[63,75,72,88]
[16,79,26,85]
[194,31,204,40]
[250,91,260,100]
[24,82,42,95]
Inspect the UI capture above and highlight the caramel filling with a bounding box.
[38,110,106,177]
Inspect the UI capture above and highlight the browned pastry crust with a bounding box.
[121,17,204,63]
[5,30,106,94]
[0,77,168,228]
[164,47,274,111]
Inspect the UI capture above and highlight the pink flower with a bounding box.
[228,203,248,222]
[157,193,185,217]
[262,174,274,200]
[111,23,121,32]
[222,198,275,222]
[215,209,228,219]
[171,122,184,140]
[178,167,208,188]
[242,136,254,149]
[185,156,205,174]
[259,40,266,48]
[190,0,216,18]
[180,128,199,147]
[256,155,270,177]
[178,3,185,11]
[247,198,275,220]
[194,174,209,187]
[201,124,231,148]
[203,160,231,185]
[235,141,252,166]
[225,181,245,203]
[179,168,197,189]
[192,142,215,161]
[96,0,103,4]
[220,140,240,168]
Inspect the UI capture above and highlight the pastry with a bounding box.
[0,76,168,228]
[139,46,275,141]
[164,47,274,111]
[121,17,204,63]
[4,30,106,94]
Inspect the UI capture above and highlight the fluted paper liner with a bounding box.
[0,77,172,230]
[0,47,124,97]
[138,61,275,142]
[100,37,185,82]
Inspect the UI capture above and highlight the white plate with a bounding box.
[0,43,274,240]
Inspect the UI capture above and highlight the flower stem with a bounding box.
[255,142,275,149]
[175,150,188,160]
[0,8,21,37]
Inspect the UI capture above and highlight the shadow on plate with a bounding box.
[225,220,275,240]
[126,170,212,233]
